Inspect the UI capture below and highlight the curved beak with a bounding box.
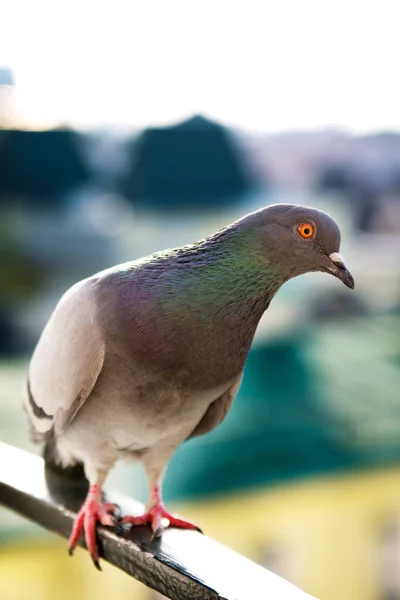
[328,252,355,290]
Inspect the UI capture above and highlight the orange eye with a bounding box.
[298,222,315,239]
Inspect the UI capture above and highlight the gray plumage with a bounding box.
[25,203,354,559]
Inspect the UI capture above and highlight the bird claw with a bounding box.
[111,520,126,536]
[121,504,201,537]
[151,526,164,541]
[103,502,121,520]
[68,492,120,568]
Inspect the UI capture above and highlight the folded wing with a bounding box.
[25,278,105,442]
[187,375,243,439]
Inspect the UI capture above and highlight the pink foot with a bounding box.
[121,503,202,538]
[68,485,118,570]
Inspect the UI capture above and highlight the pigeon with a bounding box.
[25,204,354,568]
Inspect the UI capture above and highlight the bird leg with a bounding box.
[121,483,202,538]
[68,484,118,570]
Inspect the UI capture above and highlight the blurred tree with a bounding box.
[0,129,89,207]
[122,115,255,212]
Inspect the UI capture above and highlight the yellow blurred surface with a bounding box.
[0,540,153,600]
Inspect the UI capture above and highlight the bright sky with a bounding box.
[1,0,400,132]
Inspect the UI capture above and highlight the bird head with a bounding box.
[254,204,354,289]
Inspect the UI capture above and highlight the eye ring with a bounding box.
[297,222,315,239]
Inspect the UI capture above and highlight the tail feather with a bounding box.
[43,439,89,511]
[43,439,86,480]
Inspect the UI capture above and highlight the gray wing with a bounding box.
[25,277,105,442]
[187,375,243,440]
